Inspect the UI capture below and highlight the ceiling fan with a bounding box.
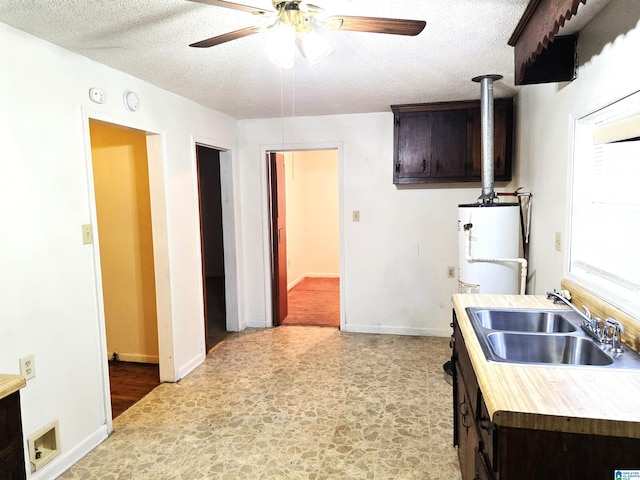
[187,0,426,67]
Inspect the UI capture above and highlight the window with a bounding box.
[570,91,640,317]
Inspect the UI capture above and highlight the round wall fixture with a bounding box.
[123,91,140,112]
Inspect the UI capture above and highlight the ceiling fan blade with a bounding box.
[326,15,426,36]
[186,0,269,15]
[189,25,262,48]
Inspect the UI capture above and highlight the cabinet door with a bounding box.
[455,361,479,480]
[492,101,513,180]
[394,113,432,181]
[475,447,495,480]
[0,393,26,480]
[431,109,467,178]
[478,396,496,472]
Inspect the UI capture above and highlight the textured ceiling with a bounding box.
[0,0,609,119]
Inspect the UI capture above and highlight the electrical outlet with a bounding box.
[20,354,36,381]
[555,232,563,252]
[447,266,456,278]
[353,210,360,222]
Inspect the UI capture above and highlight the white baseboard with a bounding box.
[343,323,451,337]
[287,273,340,290]
[245,317,268,328]
[29,424,109,480]
[287,275,305,290]
[177,351,206,381]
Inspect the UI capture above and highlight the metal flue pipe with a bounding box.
[472,74,503,204]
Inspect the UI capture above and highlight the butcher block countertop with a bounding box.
[0,374,26,400]
[452,293,640,439]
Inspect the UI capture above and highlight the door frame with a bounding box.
[261,143,345,329]
[82,108,174,432]
[193,142,241,352]
[192,138,241,336]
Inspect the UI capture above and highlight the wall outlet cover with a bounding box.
[20,354,36,380]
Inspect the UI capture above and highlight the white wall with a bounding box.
[284,150,340,286]
[515,0,640,295]
[237,115,511,335]
[0,23,237,479]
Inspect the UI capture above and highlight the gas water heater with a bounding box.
[458,203,520,294]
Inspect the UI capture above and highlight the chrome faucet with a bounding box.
[546,290,604,343]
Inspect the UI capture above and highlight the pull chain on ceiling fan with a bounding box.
[188,0,427,68]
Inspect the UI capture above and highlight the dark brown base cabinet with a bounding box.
[0,392,26,480]
[452,312,640,480]
[392,99,514,184]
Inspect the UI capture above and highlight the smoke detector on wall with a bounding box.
[123,91,140,112]
[89,87,105,104]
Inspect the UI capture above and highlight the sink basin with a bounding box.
[472,309,577,333]
[463,307,640,369]
[486,332,614,366]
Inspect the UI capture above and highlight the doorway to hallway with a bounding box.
[281,277,340,327]
[88,120,161,419]
[268,149,341,328]
[196,144,232,350]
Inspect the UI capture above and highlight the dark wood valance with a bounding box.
[508,0,586,84]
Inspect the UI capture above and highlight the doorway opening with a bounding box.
[196,144,232,350]
[268,149,341,328]
[88,120,160,418]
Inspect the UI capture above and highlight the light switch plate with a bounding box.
[555,232,563,252]
[82,224,93,245]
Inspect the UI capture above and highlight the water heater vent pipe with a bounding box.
[463,223,528,295]
[472,74,503,204]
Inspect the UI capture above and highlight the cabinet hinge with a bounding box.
[395,118,400,127]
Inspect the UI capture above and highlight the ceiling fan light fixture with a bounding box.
[296,28,333,66]
[188,0,426,68]
[267,23,296,68]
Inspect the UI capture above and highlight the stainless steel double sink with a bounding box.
[466,308,640,369]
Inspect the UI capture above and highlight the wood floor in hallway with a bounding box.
[109,361,160,419]
[281,277,340,328]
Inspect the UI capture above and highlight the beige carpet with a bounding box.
[59,326,461,479]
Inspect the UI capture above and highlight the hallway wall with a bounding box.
[284,150,339,287]
[0,22,237,479]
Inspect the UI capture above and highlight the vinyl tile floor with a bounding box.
[59,326,461,479]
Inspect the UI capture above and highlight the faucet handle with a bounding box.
[605,318,624,333]
[547,289,570,304]
[592,317,603,337]
[604,318,624,353]
[582,305,591,319]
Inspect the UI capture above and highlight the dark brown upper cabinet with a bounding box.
[391,98,514,185]
[508,0,585,85]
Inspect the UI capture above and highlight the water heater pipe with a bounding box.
[463,224,528,295]
[472,74,503,204]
